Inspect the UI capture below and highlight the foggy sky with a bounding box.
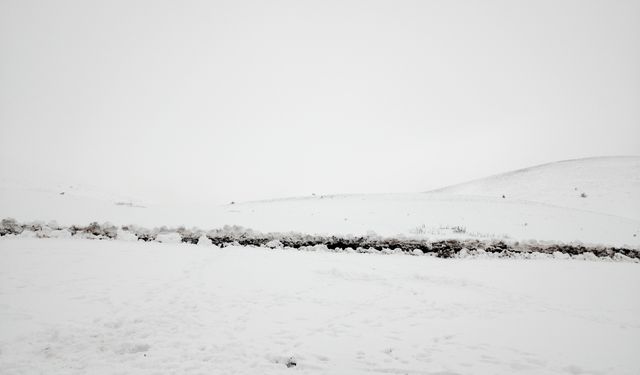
[1,0,639,204]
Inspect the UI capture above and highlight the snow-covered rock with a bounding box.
[265,239,283,249]
[311,244,329,252]
[18,230,37,238]
[155,232,182,244]
[50,229,72,238]
[197,235,213,246]
[116,229,138,242]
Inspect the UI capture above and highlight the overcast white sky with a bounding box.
[1,0,639,204]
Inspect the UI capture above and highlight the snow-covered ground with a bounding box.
[1,237,639,375]
[1,156,639,374]
[432,156,640,221]
[1,156,638,247]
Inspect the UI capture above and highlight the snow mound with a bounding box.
[116,228,138,242]
[197,235,213,246]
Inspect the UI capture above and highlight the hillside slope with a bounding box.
[431,156,640,220]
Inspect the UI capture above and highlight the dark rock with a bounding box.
[285,357,296,368]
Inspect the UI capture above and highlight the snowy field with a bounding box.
[1,157,639,248]
[1,156,639,374]
[1,237,639,375]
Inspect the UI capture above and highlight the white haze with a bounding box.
[1,0,639,204]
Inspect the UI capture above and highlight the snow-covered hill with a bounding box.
[431,156,640,220]
[1,157,638,247]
